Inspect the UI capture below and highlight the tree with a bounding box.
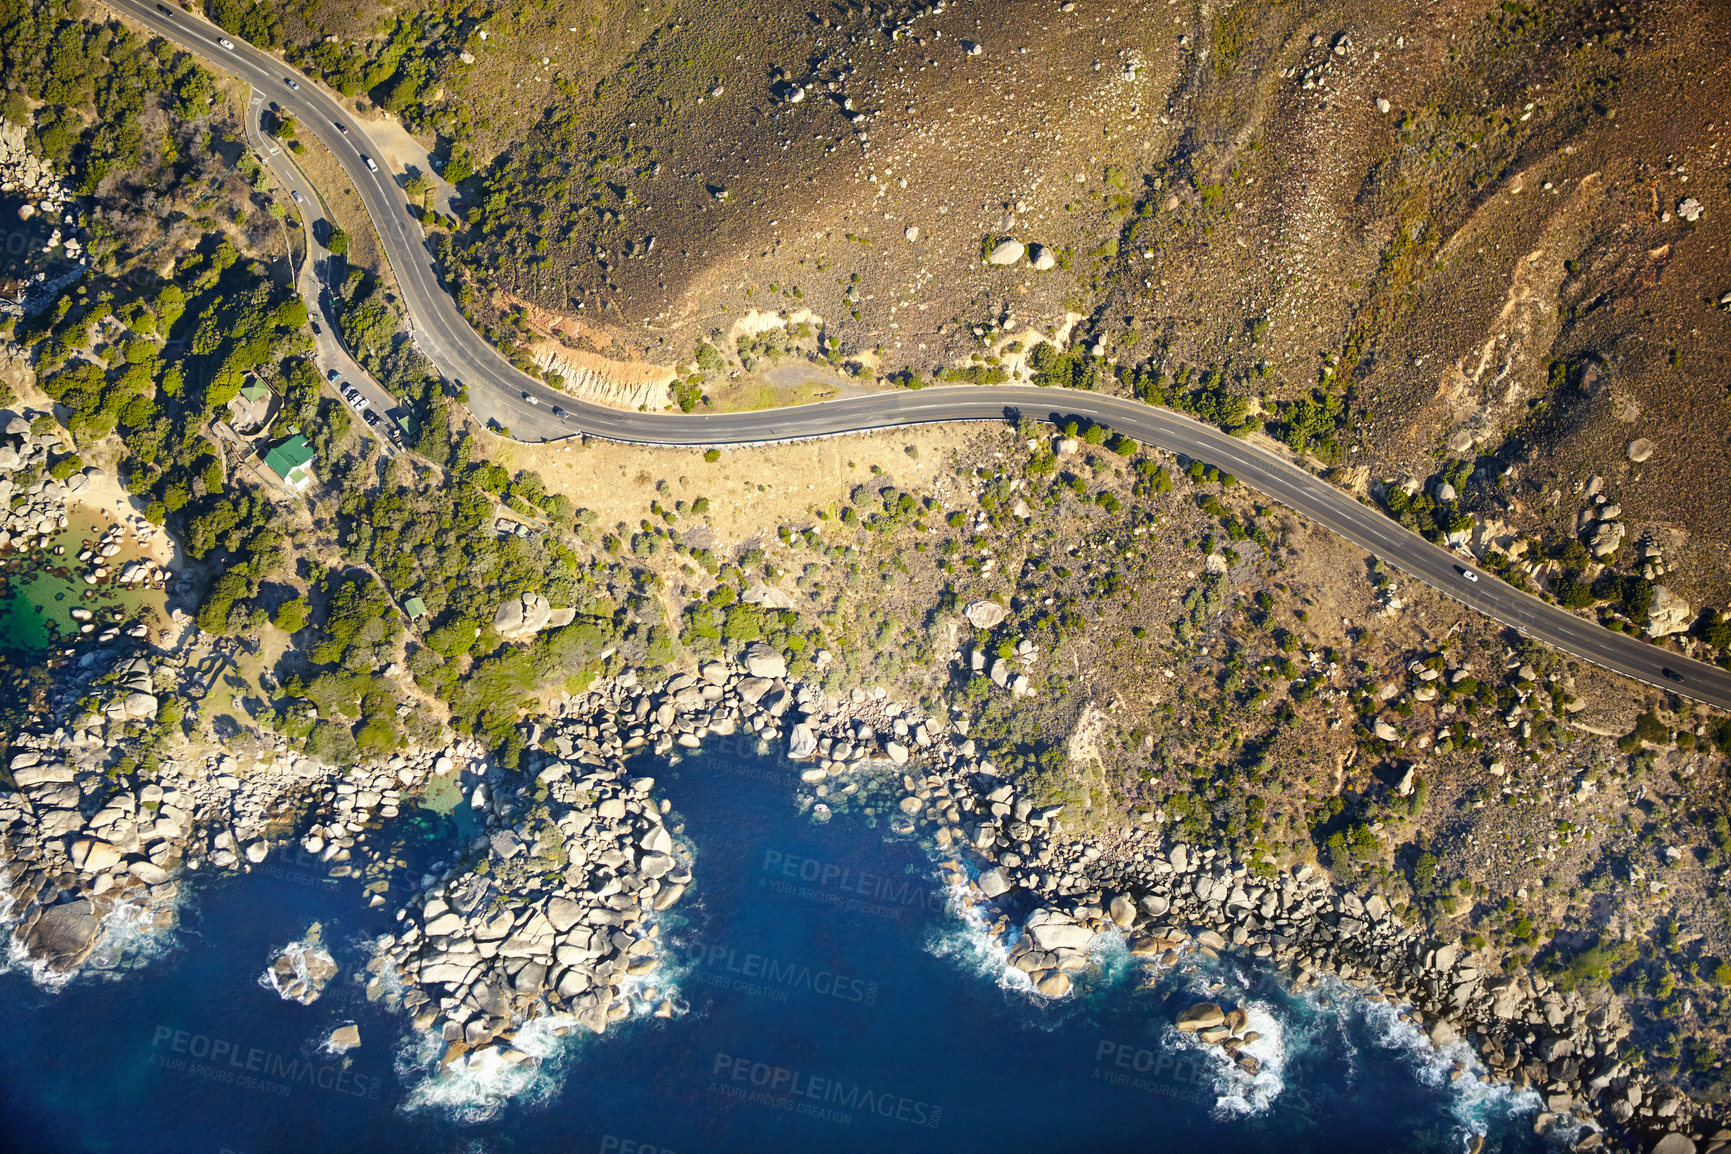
[325,228,349,257]
[273,596,311,634]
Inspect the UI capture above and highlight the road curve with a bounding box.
[110,0,1731,712]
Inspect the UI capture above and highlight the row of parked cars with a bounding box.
[326,369,402,446]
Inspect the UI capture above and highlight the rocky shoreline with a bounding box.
[1,637,1723,1151]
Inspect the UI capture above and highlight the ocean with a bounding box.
[0,744,1552,1154]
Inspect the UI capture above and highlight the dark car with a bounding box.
[156,4,172,14]
[1662,668,1685,683]
[363,409,382,428]
[309,321,320,335]
[551,407,568,419]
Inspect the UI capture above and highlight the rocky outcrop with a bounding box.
[0,124,84,319]
[964,599,1007,628]
[261,924,339,1004]
[492,592,575,643]
[1644,586,1692,638]
[369,703,706,1071]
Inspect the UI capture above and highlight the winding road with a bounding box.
[111,0,1731,711]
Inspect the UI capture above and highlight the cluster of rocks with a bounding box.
[298,748,459,884]
[984,237,1057,272]
[0,417,73,549]
[751,669,1716,1154]
[492,592,576,643]
[0,415,169,617]
[945,808,1710,1153]
[0,743,188,974]
[0,123,82,319]
[0,675,395,977]
[261,923,339,1005]
[1174,1000,1264,1074]
[958,636,1037,697]
[368,726,689,1075]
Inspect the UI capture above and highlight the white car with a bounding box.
[1457,567,1478,583]
[523,391,539,405]
[218,37,234,49]
[291,190,304,204]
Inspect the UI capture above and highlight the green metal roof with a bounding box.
[239,382,270,403]
[262,435,316,481]
[403,597,426,618]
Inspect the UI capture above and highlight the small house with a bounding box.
[262,435,317,493]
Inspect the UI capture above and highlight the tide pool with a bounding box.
[0,746,1549,1154]
[0,510,165,658]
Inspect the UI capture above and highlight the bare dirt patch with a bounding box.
[485,424,976,548]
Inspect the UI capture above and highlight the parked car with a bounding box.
[326,368,340,381]
[362,410,382,428]
[309,321,319,335]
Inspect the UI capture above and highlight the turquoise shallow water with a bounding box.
[0,511,164,658]
[0,747,1551,1154]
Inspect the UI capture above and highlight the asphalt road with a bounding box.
[111,0,1731,712]
[239,92,398,449]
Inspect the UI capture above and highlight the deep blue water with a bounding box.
[0,749,1550,1154]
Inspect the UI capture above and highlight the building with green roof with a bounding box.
[262,435,316,493]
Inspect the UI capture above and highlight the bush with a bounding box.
[272,596,311,634]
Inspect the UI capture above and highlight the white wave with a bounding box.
[923,877,1034,995]
[396,1014,577,1123]
[1325,978,1542,1140]
[0,889,179,991]
[1161,995,1292,1120]
[258,934,338,1004]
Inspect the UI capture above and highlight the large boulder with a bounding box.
[493,593,568,642]
[964,600,1007,628]
[787,723,818,760]
[1627,438,1656,463]
[1650,1136,1696,1154]
[1175,1002,1227,1032]
[986,239,1025,266]
[1025,908,1094,952]
[26,900,101,968]
[743,642,788,679]
[1645,585,1693,637]
[741,584,797,610]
